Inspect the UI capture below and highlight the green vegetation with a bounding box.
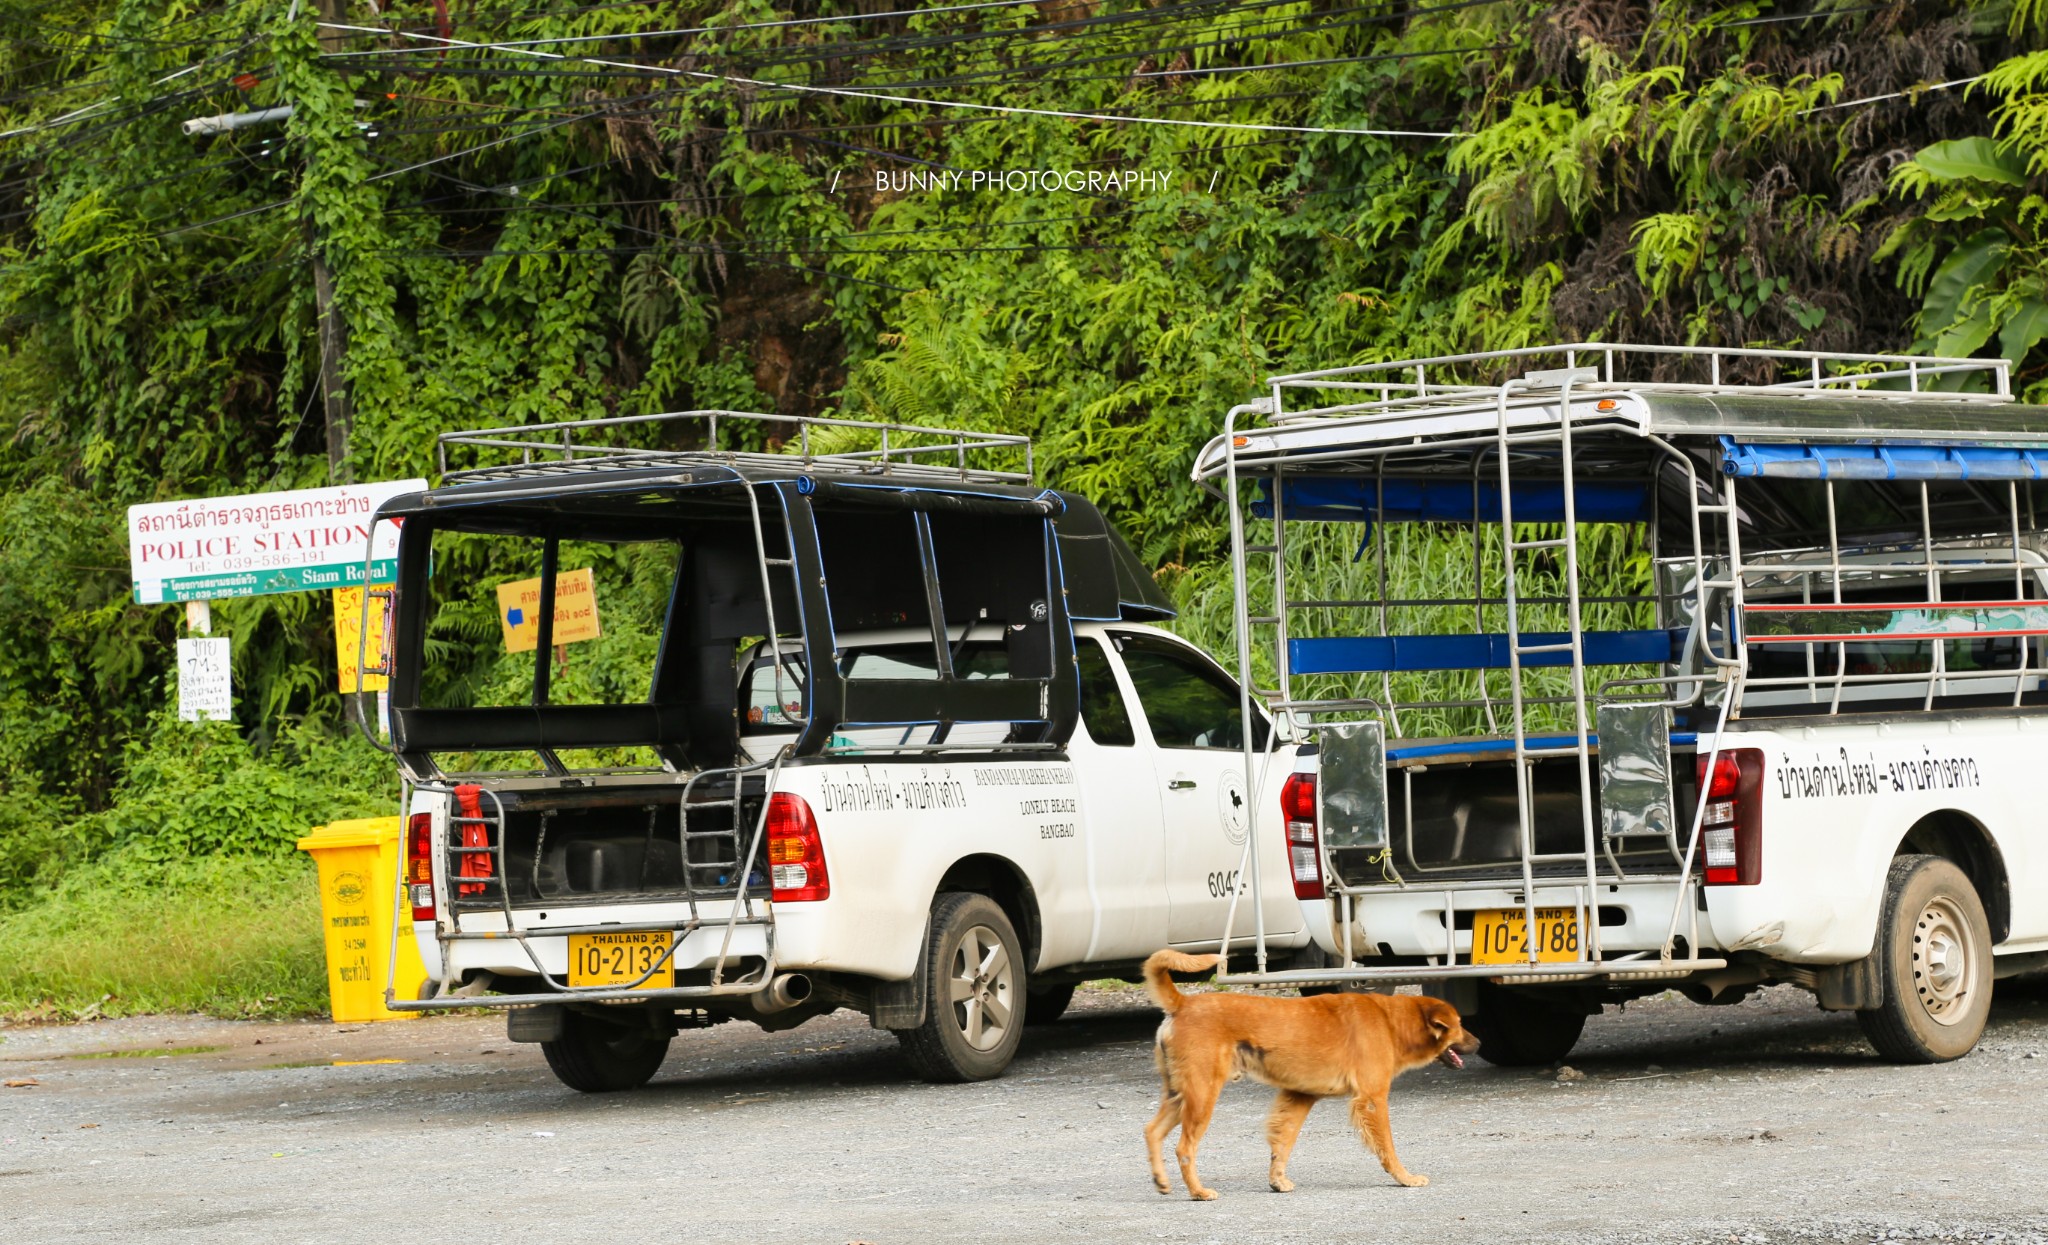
[2,1,2046,1015]
[0,853,327,1018]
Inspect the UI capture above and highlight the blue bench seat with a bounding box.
[1289,629,1686,675]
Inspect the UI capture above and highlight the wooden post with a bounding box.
[311,242,353,485]
[311,0,353,485]
[316,0,348,54]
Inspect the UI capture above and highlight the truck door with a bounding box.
[1069,636,1168,959]
[1113,631,1300,947]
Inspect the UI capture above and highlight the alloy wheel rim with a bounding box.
[947,924,1015,1051]
[1913,896,1974,1026]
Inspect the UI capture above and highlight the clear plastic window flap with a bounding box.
[1596,703,1674,843]
[1319,720,1389,851]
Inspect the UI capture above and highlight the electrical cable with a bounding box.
[317,22,1467,138]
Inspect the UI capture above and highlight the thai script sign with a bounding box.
[333,585,392,693]
[496,568,601,653]
[128,479,425,603]
[176,637,232,721]
[1775,746,1983,800]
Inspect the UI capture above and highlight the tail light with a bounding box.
[765,793,829,902]
[1695,748,1764,886]
[1280,772,1323,900]
[405,812,436,922]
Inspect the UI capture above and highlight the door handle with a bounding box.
[1166,778,1197,791]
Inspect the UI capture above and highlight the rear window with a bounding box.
[740,641,1012,735]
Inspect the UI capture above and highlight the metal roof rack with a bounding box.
[1262,342,2012,422]
[436,409,1033,485]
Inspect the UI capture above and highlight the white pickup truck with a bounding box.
[1193,343,2048,1068]
[373,413,1326,1089]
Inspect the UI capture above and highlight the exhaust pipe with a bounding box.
[749,973,813,1016]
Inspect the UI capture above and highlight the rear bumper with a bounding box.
[1338,882,1716,960]
[1332,878,1862,965]
[394,902,775,1010]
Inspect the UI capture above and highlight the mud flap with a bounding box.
[1815,955,1883,1011]
[507,1004,565,1043]
[1423,977,1481,1014]
[869,919,931,1030]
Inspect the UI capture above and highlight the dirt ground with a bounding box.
[2,981,2045,1245]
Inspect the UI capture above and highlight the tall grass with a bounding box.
[1170,519,1654,738]
[0,853,328,1019]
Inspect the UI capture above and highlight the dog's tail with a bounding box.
[1142,949,1221,1014]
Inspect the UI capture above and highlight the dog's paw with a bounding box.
[1396,1173,1430,1188]
[1189,1188,1219,1202]
[1269,1176,1295,1194]
[1151,1177,1171,1196]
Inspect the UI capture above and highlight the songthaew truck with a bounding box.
[1191,342,2048,1066]
[361,412,1330,1090]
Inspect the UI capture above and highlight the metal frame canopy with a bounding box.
[363,409,1171,785]
[1194,344,2030,491]
[1190,343,2045,991]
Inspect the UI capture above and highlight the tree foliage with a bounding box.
[0,0,2043,885]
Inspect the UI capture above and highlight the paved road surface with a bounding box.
[3,982,2045,1244]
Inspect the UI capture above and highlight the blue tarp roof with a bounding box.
[1254,440,2048,524]
[1720,438,2048,481]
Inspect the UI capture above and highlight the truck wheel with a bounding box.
[1024,983,1075,1025]
[540,1009,671,1092]
[1466,981,1585,1067]
[1856,855,1993,1064]
[895,893,1027,1082]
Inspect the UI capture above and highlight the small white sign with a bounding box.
[177,637,233,722]
[129,478,426,604]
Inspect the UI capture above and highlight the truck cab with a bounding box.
[370,412,1314,1089]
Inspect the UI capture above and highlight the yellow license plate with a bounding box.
[567,931,674,989]
[1471,907,1581,965]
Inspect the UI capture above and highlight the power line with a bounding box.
[1798,73,1988,114]
[317,22,1466,139]
[328,0,1227,52]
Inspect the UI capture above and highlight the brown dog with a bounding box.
[1141,949,1478,1199]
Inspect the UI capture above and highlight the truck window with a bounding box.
[1077,638,1134,746]
[1118,633,1267,750]
[737,642,1013,736]
[742,650,807,732]
[843,644,1010,681]
[1745,572,2035,684]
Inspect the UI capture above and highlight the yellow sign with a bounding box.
[333,585,391,693]
[496,568,601,653]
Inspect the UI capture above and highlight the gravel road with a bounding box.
[3,981,2045,1245]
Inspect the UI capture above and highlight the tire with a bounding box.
[1290,940,1390,997]
[1856,855,1994,1064]
[1024,982,1075,1026]
[1466,981,1586,1067]
[894,893,1028,1082]
[540,1009,672,1092]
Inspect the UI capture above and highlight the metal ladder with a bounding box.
[1492,369,1607,972]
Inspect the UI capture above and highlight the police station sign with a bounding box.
[128,479,426,604]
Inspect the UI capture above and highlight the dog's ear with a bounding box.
[1421,1001,1455,1040]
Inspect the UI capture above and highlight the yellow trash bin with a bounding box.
[295,816,429,1023]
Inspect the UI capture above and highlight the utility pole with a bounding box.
[311,242,353,485]
[313,0,352,484]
